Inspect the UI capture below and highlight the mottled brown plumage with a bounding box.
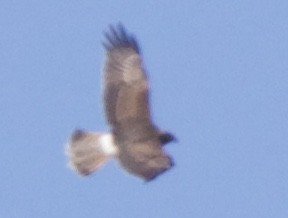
[103,24,175,181]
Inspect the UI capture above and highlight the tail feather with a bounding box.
[65,129,117,176]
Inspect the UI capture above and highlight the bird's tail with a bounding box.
[65,129,117,176]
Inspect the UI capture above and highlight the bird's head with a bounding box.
[158,131,177,145]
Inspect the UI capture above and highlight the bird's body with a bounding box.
[66,24,175,181]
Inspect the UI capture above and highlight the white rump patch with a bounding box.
[99,133,118,156]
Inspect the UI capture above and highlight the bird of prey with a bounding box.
[66,24,176,181]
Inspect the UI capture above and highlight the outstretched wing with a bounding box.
[102,24,150,128]
[102,25,173,181]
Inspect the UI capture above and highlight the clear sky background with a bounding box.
[1,1,288,218]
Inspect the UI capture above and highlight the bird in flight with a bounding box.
[66,24,176,181]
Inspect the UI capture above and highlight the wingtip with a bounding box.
[103,23,140,53]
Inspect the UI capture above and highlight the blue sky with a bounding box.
[1,1,288,217]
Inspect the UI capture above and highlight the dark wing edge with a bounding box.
[102,23,140,54]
